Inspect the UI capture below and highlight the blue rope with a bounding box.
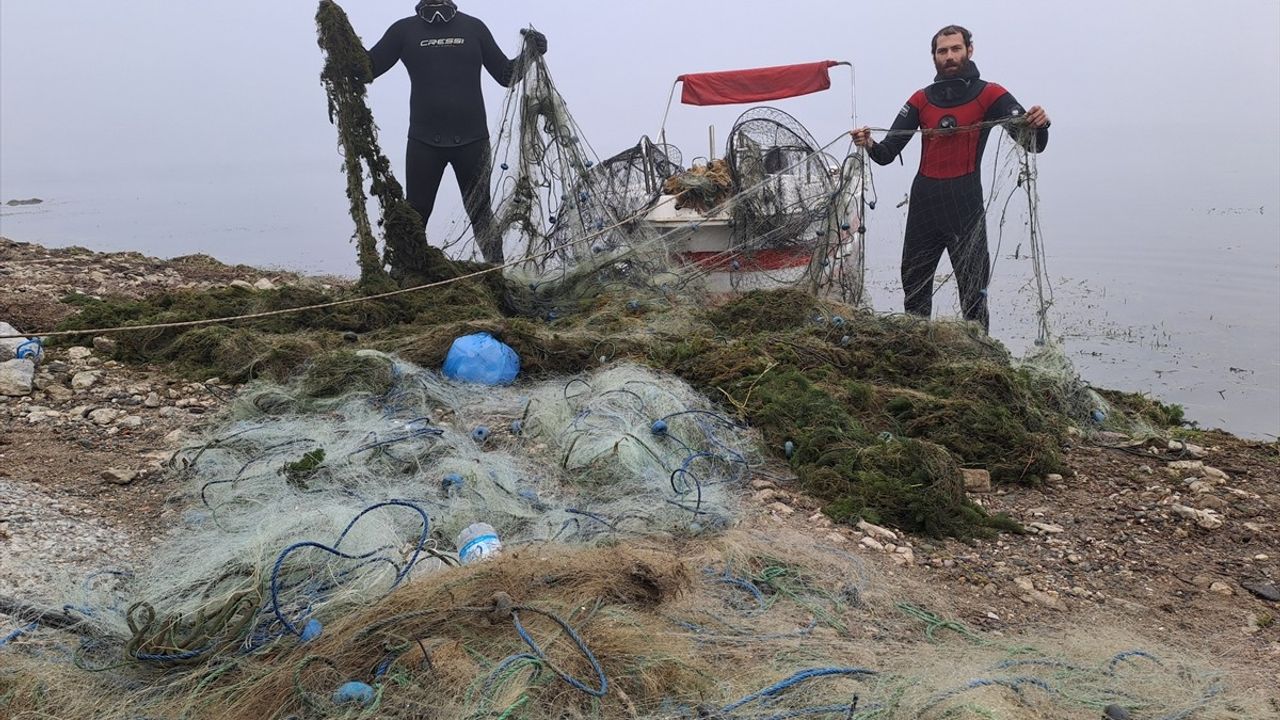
[722,668,878,713]
[921,676,1054,713]
[0,622,38,649]
[706,568,768,614]
[510,606,608,698]
[1106,650,1162,676]
[269,501,431,637]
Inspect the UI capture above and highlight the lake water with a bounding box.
[2,130,1277,439]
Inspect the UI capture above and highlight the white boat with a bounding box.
[641,61,868,303]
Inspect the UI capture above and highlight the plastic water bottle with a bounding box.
[15,338,43,363]
[456,522,502,565]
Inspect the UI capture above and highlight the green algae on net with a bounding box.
[315,0,462,288]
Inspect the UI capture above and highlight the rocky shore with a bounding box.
[2,235,1277,698]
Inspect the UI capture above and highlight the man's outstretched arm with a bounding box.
[852,98,921,166]
[989,91,1050,153]
[366,22,403,81]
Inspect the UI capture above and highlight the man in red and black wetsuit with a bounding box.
[853,25,1050,331]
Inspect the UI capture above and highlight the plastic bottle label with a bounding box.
[459,534,501,564]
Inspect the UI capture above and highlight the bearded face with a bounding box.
[932,32,972,78]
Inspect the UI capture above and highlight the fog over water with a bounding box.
[2,1,1277,437]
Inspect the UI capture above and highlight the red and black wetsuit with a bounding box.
[368,12,524,263]
[868,62,1049,331]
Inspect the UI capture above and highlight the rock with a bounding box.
[253,278,277,291]
[1256,554,1271,562]
[857,520,897,542]
[1014,577,1036,592]
[143,392,162,408]
[71,371,102,391]
[45,384,74,401]
[1028,522,1066,535]
[1208,582,1235,597]
[101,468,137,486]
[92,336,118,356]
[117,415,144,429]
[1167,440,1206,459]
[860,537,886,552]
[962,469,992,493]
[1241,581,1280,603]
[1187,480,1215,494]
[1104,704,1133,720]
[895,546,916,565]
[1167,460,1204,473]
[825,533,847,545]
[749,479,777,492]
[163,429,185,444]
[767,502,794,517]
[1196,495,1228,511]
[88,408,122,426]
[1046,473,1064,483]
[0,322,28,358]
[0,358,36,396]
[229,279,254,291]
[1171,504,1223,530]
[1028,589,1066,610]
[67,346,94,361]
[1202,466,1230,482]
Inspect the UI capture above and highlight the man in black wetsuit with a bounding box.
[852,25,1049,331]
[366,0,547,264]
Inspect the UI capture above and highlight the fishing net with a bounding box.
[3,529,1269,719]
[479,49,868,321]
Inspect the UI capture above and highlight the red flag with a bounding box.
[678,61,839,106]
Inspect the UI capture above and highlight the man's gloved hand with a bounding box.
[524,29,548,55]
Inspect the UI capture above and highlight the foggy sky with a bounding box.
[3,0,1278,246]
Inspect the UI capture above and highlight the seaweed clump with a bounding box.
[662,290,1068,537]
[54,281,502,382]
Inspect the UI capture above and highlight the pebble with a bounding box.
[1209,582,1235,597]
[1171,503,1224,530]
[67,346,93,360]
[1104,704,1132,720]
[144,392,162,408]
[71,371,101,391]
[860,537,885,552]
[89,408,122,426]
[101,468,137,486]
[1028,522,1066,535]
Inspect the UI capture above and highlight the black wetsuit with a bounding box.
[868,63,1049,331]
[368,12,523,263]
